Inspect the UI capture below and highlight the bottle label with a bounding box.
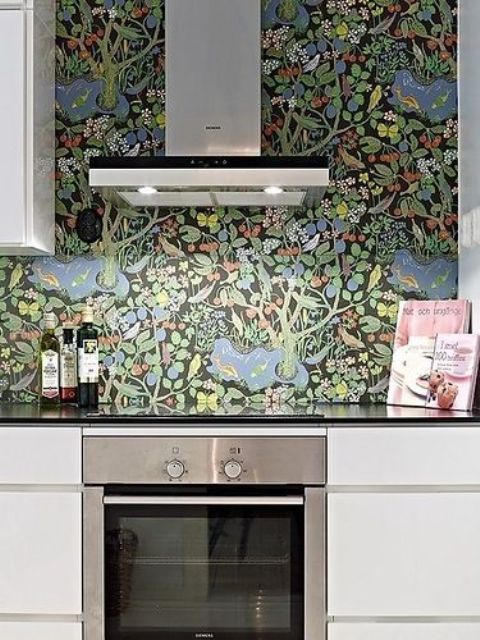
[78,339,99,383]
[60,348,77,389]
[41,349,59,399]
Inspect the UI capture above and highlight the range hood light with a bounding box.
[138,186,158,195]
[264,186,284,195]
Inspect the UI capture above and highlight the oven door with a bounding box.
[84,491,324,640]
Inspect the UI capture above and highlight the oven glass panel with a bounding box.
[105,503,304,640]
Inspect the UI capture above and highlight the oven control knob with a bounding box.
[224,459,243,479]
[166,459,185,479]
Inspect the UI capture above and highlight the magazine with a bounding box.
[426,334,480,412]
[387,300,471,406]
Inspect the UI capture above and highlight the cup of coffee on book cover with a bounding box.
[451,344,474,376]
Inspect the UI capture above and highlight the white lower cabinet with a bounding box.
[328,623,480,640]
[328,492,480,616]
[0,492,82,615]
[0,622,82,640]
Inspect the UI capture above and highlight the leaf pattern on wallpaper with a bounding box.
[0,0,458,407]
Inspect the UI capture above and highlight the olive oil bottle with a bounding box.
[77,307,99,409]
[39,312,60,406]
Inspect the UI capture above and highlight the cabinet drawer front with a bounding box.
[0,492,82,615]
[0,622,82,639]
[328,427,480,485]
[328,493,480,617]
[328,623,480,640]
[0,428,81,484]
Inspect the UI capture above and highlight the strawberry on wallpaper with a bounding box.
[0,0,458,408]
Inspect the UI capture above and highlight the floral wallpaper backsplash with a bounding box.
[0,0,458,407]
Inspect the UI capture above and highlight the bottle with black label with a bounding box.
[77,307,99,409]
[60,326,77,404]
[39,312,60,406]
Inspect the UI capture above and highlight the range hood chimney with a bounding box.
[89,0,329,208]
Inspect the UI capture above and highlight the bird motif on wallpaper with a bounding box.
[302,233,321,253]
[35,267,60,289]
[368,85,383,112]
[367,264,383,292]
[188,353,202,379]
[302,53,320,73]
[338,326,365,350]
[211,355,239,380]
[341,75,352,99]
[123,322,141,341]
[394,87,421,112]
[158,235,185,258]
[338,146,365,170]
[125,143,141,157]
[8,264,24,291]
[392,266,420,290]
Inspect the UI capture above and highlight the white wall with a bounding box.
[459,1,480,331]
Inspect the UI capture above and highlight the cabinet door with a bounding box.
[0,492,82,615]
[0,9,26,247]
[328,493,480,616]
[0,622,82,640]
[328,623,480,640]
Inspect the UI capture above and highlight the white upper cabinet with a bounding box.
[0,0,55,254]
[328,427,480,485]
[328,492,480,617]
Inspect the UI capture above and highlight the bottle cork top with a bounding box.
[82,307,94,324]
[44,312,56,330]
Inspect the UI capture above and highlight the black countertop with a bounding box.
[0,402,479,425]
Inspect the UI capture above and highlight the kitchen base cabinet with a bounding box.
[0,622,82,640]
[0,492,82,615]
[328,623,480,640]
[328,492,480,617]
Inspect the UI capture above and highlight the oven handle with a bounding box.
[104,495,304,505]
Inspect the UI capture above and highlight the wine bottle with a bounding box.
[60,325,77,404]
[39,312,60,406]
[77,307,99,409]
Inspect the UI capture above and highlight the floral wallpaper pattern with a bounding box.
[0,0,458,407]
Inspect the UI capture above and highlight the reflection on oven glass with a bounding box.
[105,506,304,639]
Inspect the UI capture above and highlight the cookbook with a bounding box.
[387,300,471,406]
[426,334,480,411]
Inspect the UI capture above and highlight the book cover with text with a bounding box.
[426,334,480,412]
[387,300,471,406]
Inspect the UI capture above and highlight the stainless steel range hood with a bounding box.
[89,0,329,208]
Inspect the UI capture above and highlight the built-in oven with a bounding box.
[83,435,326,640]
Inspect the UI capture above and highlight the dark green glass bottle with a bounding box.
[77,307,99,409]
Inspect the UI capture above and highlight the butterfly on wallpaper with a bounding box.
[196,392,218,413]
[377,302,399,323]
[18,301,40,318]
[378,123,400,141]
[197,212,219,230]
